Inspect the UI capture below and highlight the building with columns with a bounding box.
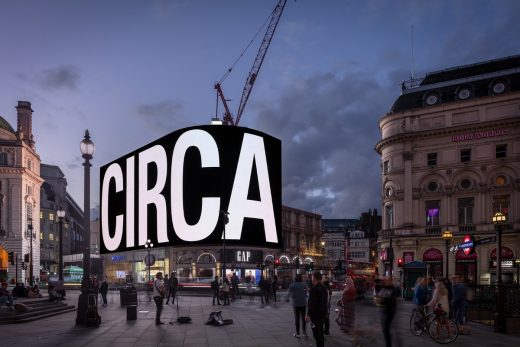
[376,55,520,285]
[0,101,43,284]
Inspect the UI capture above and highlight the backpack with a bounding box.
[205,311,233,326]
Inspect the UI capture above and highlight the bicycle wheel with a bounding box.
[428,317,459,344]
[409,309,425,336]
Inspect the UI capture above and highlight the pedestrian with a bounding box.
[428,279,451,338]
[306,271,328,347]
[166,272,178,305]
[258,275,270,304]
[211,276,221,305]
[323,279,332,335]
[272,275,278,302]
[92,276,100,304]
[153,272,166,325]
[413,277,428,307]
[287,274,309,338]
[377,277,400,347]
[231,272,241,300]
[99,277,109,307]
[163,274,169,304]
[337,275,356,334]
[451,275,468,334]
[222,277,231,305]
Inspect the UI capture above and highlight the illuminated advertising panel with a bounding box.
[100,125,281,253]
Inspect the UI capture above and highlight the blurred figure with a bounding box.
[0,282,15,310]
[287,274,309,338]
[377,277,400,347]
[306,272,328,347]
[337,275,356,334]
[99,277,109,307]
[323,279,332,335]
[222,277,231,305]
[413,277,428,307]
[451,275,468,334]
[428,280,451,338]
[28,285,43,298]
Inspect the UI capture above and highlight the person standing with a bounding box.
[259,275,270,304]
[222,277,231,305]
[323,279,332,335]
[99,278,109,307]
[413,277,428,307]
[92,276,100,304]
[337,275,357,334]
[231,273,240,300]
[378,277,399,347]
[451,275,468,334]
[166,272,178,305]
[211,276,221,305]
[272,275,279,302]
[306,272,328,347]
[153,272,166,325]
[163,274,170,304]
[287,274,309,338]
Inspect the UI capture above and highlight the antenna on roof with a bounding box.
[411,24,415,85]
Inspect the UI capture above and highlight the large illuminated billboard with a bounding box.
[100,125,281,253]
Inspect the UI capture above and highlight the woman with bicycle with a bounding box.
[428,279,451,338]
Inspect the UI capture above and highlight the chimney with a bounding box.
[16,101,34,148]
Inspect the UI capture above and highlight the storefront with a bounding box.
[489,246,515,284]
[423,248,443,279]
[455,249,477,284]
[104,250,169,284]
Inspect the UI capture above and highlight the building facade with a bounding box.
[376,55,520,285]
[0,101,43,284]
[102,205,322,288]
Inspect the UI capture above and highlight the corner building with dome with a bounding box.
[375,55,520,287]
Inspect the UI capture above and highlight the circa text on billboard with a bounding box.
[100,125,281,253]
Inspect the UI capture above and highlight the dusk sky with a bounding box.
[1,0,519,219]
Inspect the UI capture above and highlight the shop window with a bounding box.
[458,197,474,225]
[460,148,471,162]
[49,233,54,241]
[427,153,437,166]
[496,144,507,158]
[425,200,440,226]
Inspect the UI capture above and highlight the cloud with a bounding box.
[137,100,193,133]
[251,70,394,218]
[38,65,81,90]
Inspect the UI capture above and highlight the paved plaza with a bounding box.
[1,290,519,347]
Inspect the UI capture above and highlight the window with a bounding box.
[495,175,507,187]
[383,160,389,175]
[493,195,510,221]
[40,232,43,240]
[385,204,394,229]
[460,148,471,162]
[458,197,474,225]
[49,233,54,241]
[40,211,43,219]
[0,153,7,165]
[427,153,437,166]
[496,144,507,159]
[49,213,54,221]
[460,178,472,189]
[425,200,440,226]
[27,159,32,171]
[427,181,439,192]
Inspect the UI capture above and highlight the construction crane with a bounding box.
[214,0,287,126]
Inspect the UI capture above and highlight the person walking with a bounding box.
[378,277,400,347]
[258,275,270,304]
[287,274,309,338]
[323,279,332,335]
[337,275,357,334]
[451,275,468,334]
[211,276,221,305]
[166,272,178,305]
[231,273,240,300]
[153,272,166,325]
[272,275,279,302]
[222,277,231,305]
[428,280,451,339]
[99,278,109,307]
[306,271,328,347]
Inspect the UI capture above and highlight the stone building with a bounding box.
[376,55,520,285]
[0,101,43,284]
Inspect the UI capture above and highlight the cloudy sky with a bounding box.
[0,0,519,219]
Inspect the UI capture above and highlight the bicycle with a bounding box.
[409,305,459,344]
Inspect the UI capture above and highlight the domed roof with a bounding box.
[0,115,15,134]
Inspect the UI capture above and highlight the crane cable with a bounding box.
[218,7,276,85]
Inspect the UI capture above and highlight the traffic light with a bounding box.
[24,253,30,262]
[397,257,404,267]
[8,252,15,265]
[274,258,280,268]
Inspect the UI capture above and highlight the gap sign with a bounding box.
[100,125,282,253]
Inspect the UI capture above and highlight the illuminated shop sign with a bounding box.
[451,129,508,142]
[100,125,282,253]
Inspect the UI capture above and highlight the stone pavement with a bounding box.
[0,290,519,347]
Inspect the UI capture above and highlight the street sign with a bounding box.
[144,254,156,266]
[474,236,497,246]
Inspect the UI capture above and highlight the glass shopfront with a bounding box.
[423,248,443,280]
[455,249,477,284]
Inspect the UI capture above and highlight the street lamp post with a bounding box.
[442,229,453,280]
[145,239,154,281]
[493,211,506,333]
[515,258,520,285]
[221,211,229,279]
[27,218,35,286]
[57,207,66,281]
[76,130,95,325]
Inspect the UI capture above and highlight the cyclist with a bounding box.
[427,279,451,337]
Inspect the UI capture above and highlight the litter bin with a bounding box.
[127,305,137,320]
[120,286,137,306]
